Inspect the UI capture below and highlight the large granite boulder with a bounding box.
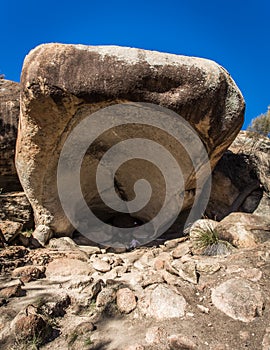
[0,79,22,192]
[16,44,245,245]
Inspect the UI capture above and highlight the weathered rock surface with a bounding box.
[0,283,25,298]
[116,287,137,314]
[16,44,245,239]
[0,79,34,235]
[0,192,33,229]
[217,212,270,248]
[91,257,111,272]
[206,131,270,220]
[12,265,45,283]
[14,312,53,345]
[262,328,270,350]
[0,245,29,272]
[0,220,22,244]
[168,334,197,349]
[0,79,22,193]
[139,283,187,319]
[211,278,264,322]
[45,257,93,277]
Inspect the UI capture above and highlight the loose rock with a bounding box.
[0,284,25,298]
[211,278,264,322]
[32,224,53,246]
[14,313,53,344]
[116,288,137,314]
[91,258,111,273]
[0,220,22,244]
[96,287,116,308]
[168,334,197,349]
[139,284,186,319]
[145,326,167,345]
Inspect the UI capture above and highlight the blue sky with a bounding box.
[1,0,269,129]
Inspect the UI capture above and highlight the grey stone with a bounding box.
[211,278,264,322]
[33,224,53,246]
[139,283,186,319]
[91,258,111,273]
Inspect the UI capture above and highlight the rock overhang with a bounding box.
[16,43,245,246]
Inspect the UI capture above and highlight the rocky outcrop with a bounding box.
[16,44,245,242]
[0,79,34,237]
[206,131,270,220]
[0,79,22,193]
[217,212,270,248]
[0,192,33,229]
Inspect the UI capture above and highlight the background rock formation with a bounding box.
[0,79,33,233]
[206,131,270,220]
[0,79,21,193]
[16,44,245,241]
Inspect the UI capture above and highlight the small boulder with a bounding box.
[116,288,137,314]
[171,260,198,284]
[91,258,111,273]
[172,241,191,259]
[211,278,264,322]
[168,334,197,349]
[139,284,186,319]
[32,224,53,246]
[96,287,116,308]
[48,237,79,250]
[75,321,95,335]
[14,313,53,344]
[141,271,164,287]
[196,260,221,275]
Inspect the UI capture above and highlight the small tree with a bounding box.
[248,106,270,138]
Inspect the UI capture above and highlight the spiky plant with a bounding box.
[191,222,233,256]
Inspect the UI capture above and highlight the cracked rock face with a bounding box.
[16,44,245,239]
